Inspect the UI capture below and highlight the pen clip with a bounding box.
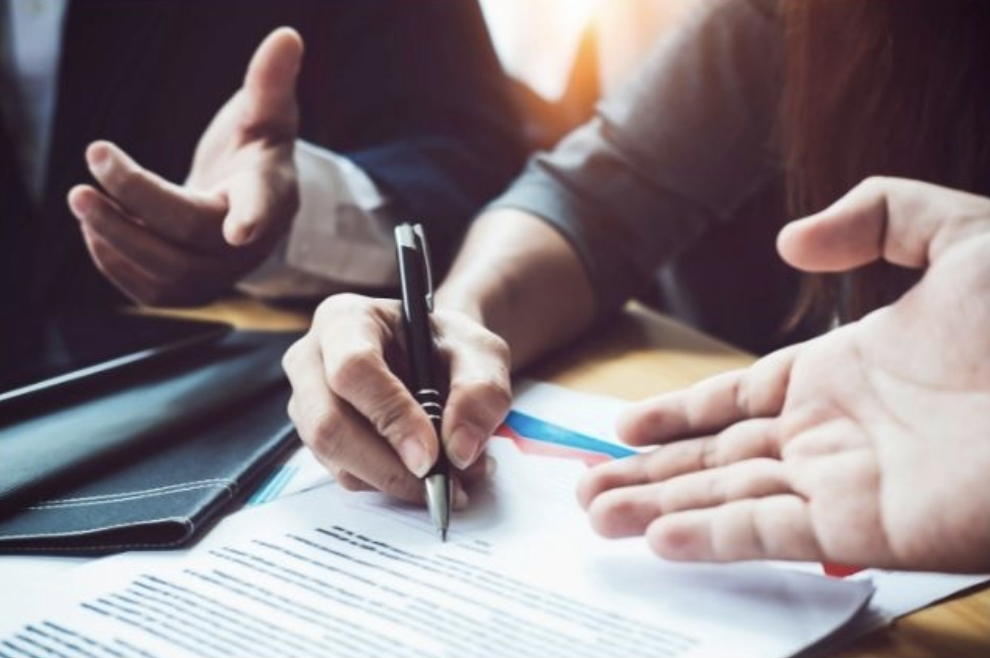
[395,223,434,313]
[412,224,434,312]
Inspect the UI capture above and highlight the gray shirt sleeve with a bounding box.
[487,0,783,321]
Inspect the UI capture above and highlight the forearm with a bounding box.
[435,208,596,370]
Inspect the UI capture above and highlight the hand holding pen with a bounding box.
[282,232,512,519]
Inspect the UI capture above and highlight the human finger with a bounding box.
[777,176,990,273]
[333,469,375,492]
[327,462,473,510]
[313,295,440,479]
[577,418,780,509]
[84,141,227,251]
[286,397,376,494]
[70,186,216,305]
[283,334,425,503]
[79,223,161,305]
[459,453,496,488]
[616,345,799,446]
[241,27,303,138]
[437,312,513,470]
[646,495,826,563]
[587,459,792,539]
[222,160,296,246]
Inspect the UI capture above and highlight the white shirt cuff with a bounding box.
[239,140,399,299]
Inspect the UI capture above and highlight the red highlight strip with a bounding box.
[495,422,612,466]
[822,563,864,578]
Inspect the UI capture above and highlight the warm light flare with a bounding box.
[480,0,603,100]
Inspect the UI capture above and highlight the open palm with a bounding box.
[578,178,990,572]
[68,28,302,305]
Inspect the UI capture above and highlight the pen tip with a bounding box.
[440,527,448,542]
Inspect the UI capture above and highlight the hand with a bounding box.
[282,294,512,505]
[578,177,990,572]
[67,28,304,306]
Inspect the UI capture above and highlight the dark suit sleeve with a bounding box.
[310,0,525,271]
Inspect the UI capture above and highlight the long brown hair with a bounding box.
[781,0,990,324]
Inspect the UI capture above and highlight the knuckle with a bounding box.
[478,379,513,415]
[313,296,340,324]
[859,175,889,192]
[375,467,418,501]
[745,503,771,559]
[281,340,303,373]
[487,379,514,411]
[707,470,727,503]
[304,410,347,463]
[315,293,366,322]
[473,329,510,362]
[453,320,511,363]
[372,400,410,442]
[326,347,381,395]
[452,378,512,427]
[731,375,751,416]
[701,437,720,469]
[644,450,671,482]
[282,335,316,376]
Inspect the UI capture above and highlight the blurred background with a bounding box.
[479,0,694,149]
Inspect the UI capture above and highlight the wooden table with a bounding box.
[163,296,990,658]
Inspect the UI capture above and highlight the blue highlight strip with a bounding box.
[247,465,299,506]
[248,411,631,508]
[505,410,635,459]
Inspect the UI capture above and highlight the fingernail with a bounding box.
[484,455,497,478]
[70,192,92,218]
[448,424,483,469]
[88,144,110,175]
[452,481,469,510]
[398,437,430,478]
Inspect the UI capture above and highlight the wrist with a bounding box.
[434,285,490,327]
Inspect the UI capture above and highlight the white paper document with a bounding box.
[508,382,990,629]
[0,438,871,658]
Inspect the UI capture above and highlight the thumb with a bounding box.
[222,165,298,246]
[242,27,304,138]
[777,177,990,273]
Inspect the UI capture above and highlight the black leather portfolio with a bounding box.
[0,330,302,554]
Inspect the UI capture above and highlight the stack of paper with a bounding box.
[0,438,870,658]
[1,381,983,658]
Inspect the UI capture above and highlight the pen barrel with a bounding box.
[396,226,449,488]
[413,387,443,429]
[415,387,449,477]
[398,245,438,393]
[405,311,435,393]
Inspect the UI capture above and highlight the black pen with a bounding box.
[394,223,451,541]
